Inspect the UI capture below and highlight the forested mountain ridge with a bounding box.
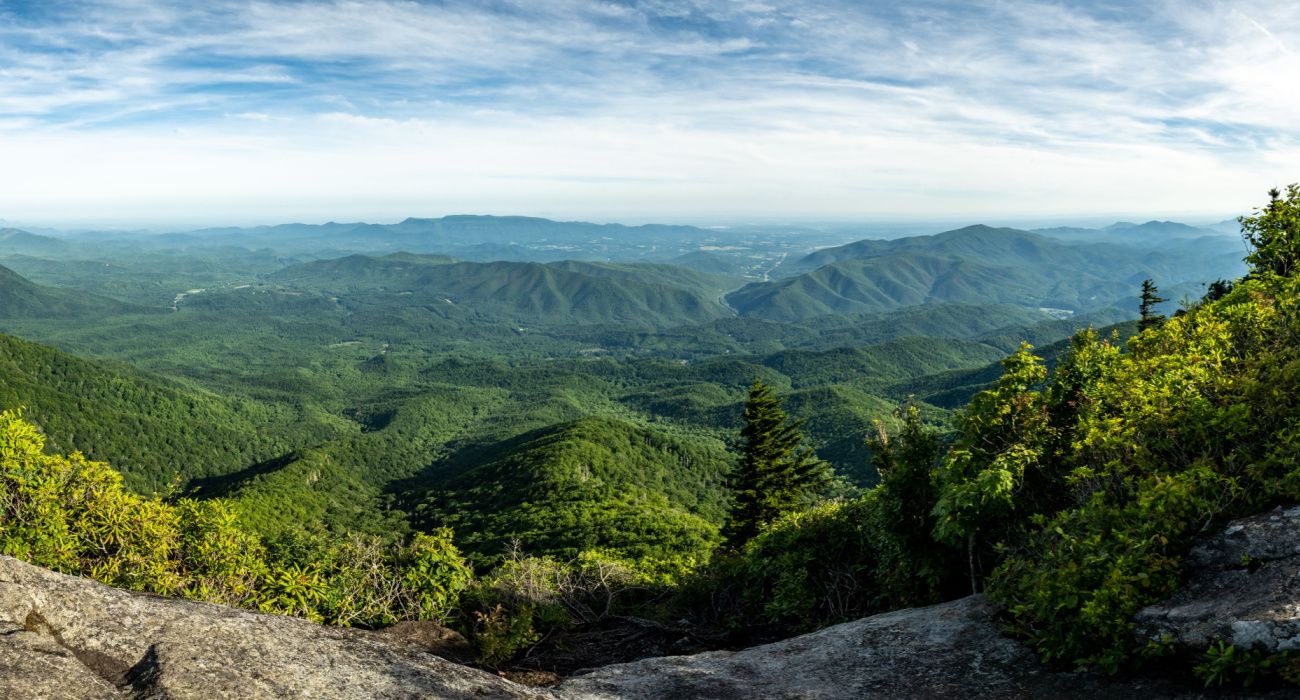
[783,223,1236,275]
[416,416,731,568]
[732,225,1243,321]
[266,256,736,327]
[0,331,346,493]
[0,263,145,318]
[0,227,71,256]
[135,215,831,266]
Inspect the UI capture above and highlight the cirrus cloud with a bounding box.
[0,0,1297,226]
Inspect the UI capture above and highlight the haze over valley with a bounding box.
[0,212,1247,542]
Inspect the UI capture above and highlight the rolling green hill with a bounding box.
[888,319,1141,408]
[265,252,458,289]
[727,253,1059,321]
[268,255,737,327]
[415,416,730,565]
[0,264,144,318]
[0,331,345,493]
[0,228,71,256]
[733,225,1243,321]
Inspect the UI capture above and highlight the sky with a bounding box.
[0,0,1298,228]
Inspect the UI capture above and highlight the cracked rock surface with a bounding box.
[0,555,546,700]
[0,619,121,699]
[1136,504,1300,653]
[557,596,1228,699]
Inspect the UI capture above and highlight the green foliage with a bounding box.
[419,417,727,567]
[991,465,1235,672]
[0,332,343,494]
[1242,184,1300,278]
[0,410,475,629]
[932,343,1049,590]
[1194,642,1279,688]
[720,498,880,628]
[1204,279,1234,304]
[455,546,672,667]
[866,404,955,606]
[472,604,541,668]
[984,269,1300,672]
[696,407,958,630]
[723,380,830,546]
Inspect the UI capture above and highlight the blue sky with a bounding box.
[0,0,1297,227]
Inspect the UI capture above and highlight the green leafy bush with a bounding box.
[0,409,474,629]
[1194,642,1280,688]
[984,272,1300,672]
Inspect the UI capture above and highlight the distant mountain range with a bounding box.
[0,216,1247,328]
[1029,220,1238,245]
[153,215,757,262]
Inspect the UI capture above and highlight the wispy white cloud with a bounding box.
[0,0,1297,225]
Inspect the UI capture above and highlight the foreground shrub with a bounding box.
[0,409,473,628]
[986,274,1300,672]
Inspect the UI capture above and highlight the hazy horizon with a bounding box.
[0,211,1248,236]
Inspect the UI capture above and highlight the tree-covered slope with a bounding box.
[733,225,1243,321]
[0,332,344,493]
[265,253,458,289]
[0,264,143,318]
[887,320,1141,408]
[0,228,71,256]
[727,253,1057,321]
[415,416,731,566]
[268,256,736,327]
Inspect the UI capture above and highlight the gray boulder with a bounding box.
[0,555,546,699]
[1136,504,1300,653]
[558,596,1211,699]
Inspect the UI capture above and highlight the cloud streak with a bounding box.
[0,0,1297,225]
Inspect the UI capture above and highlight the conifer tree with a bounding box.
[1203,278,1234,303]
[1138,279,1166,332]
[868,403,952,603]
[723,380,829,547]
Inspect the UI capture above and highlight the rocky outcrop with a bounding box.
[1136,504,1300,654]
[0,555,545,699]
[9,525,1300,700]
[558,596,1222,699]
